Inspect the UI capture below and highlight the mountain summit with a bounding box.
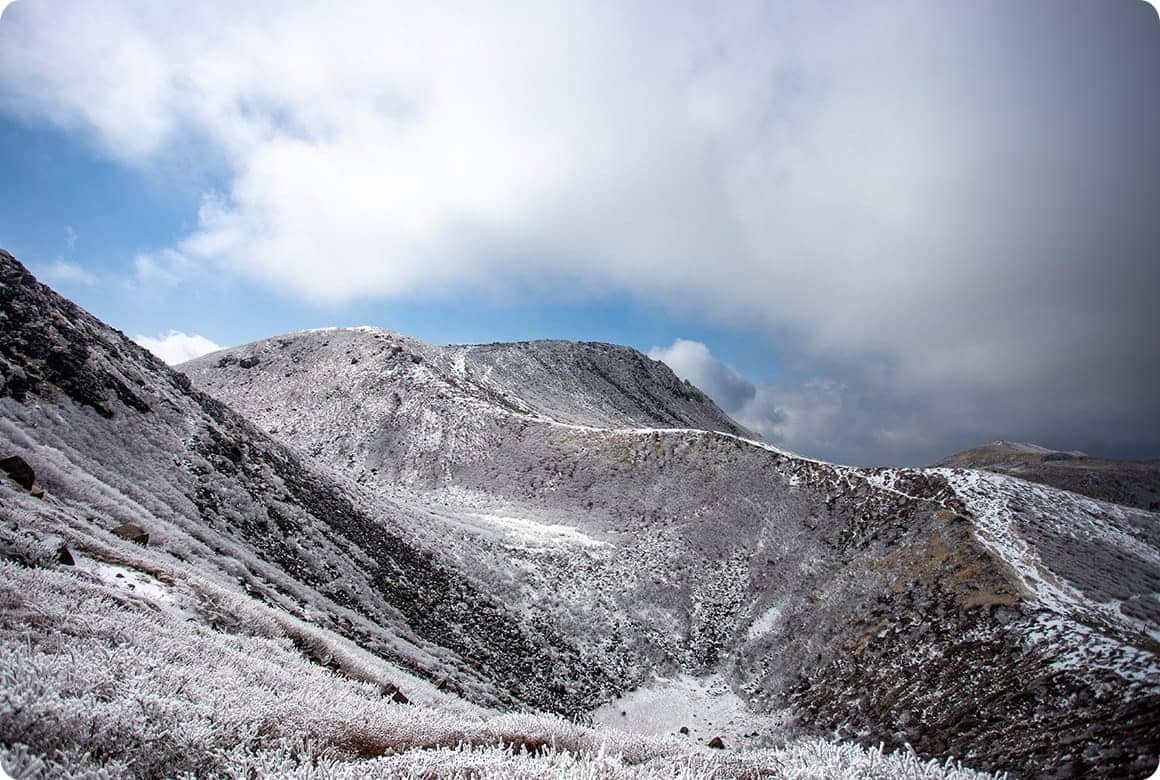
[182,326,752,485]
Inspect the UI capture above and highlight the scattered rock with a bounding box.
[111,522,149,545]
[379,682,409,704]
[707,736,726,750]
[679,726,690,735]
[1,454,43,496]
[57,544,75,566]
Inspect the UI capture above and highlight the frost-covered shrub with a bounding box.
[0,556,999,780]
[0,742,124,779]
[0,518,60,570]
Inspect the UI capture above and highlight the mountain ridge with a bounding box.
[2,249,1159,777]
[935,440,1160,512]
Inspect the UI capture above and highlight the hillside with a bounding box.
[184,328,1160,778]
[935,441,1160,512]
[0,249,1015,779]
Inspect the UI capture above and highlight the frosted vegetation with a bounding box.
[0,536,995,779]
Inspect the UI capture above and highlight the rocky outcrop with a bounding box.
[0,250,154,418]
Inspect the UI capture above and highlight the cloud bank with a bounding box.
[134,330,222,365]
[2,1,1158,463]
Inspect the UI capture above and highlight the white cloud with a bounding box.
[134,330,222,365]
[649,339,755,412]
[132,248,194,288]
[650,338,792,448]
[2,1,1157,462]
[38,259,97,287]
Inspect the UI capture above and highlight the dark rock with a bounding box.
[679,726,690,735]
[1,455,36,490]
[379,682,409,704]
[57,544,75,565]
[707,736,725,749]
[111,522,149,545]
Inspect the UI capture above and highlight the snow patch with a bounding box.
[465,513,609,549]
[593,674,789,747]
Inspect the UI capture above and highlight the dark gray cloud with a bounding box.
[1,0,1157,464]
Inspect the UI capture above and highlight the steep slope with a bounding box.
[0,250,618,716]
[448,339,750,434]
[187,329,1160,778]
[936,441,1160,512]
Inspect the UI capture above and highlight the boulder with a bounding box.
[707,736,726,750]
[57,544,75,566]
[1,455,43,496]
[679,726,690,735]
[111,522,149,545]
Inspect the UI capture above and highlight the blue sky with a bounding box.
[1,1,1158,465]
[0,111,782,385]
[0,111,784,380]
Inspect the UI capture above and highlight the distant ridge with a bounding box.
[935,440,1160,511]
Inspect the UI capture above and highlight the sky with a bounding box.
[1,0,1158,467]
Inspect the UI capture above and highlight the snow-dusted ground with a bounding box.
[0,519,995,780]
[943,467,1160,687]
[593,673,790,749]
[3,254,1159,778]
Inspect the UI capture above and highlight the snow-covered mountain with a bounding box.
[2,248,1158,778]
[935,441,1160,512]
[184,327,1160,778]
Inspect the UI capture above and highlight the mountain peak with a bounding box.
[183,326,750,435]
